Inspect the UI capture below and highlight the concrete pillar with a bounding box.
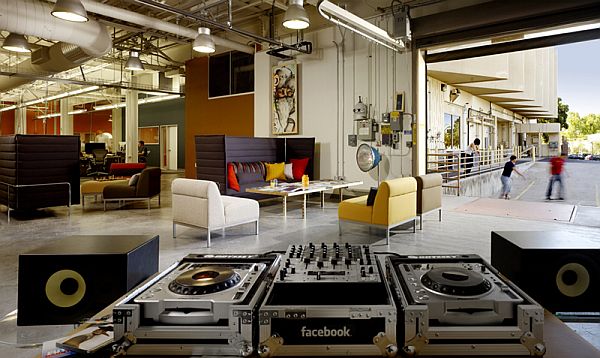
[125,90,138,163]
[59,99,74,135]
[15,107,27,134]
[112,108,123,152]
[412,49,427,176]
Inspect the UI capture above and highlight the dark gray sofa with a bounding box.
[195,135,315,199]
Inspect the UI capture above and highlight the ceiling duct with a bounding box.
[0,0,112,91]
[79,0,254,54]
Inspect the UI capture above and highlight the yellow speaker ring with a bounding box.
[45,270,86,308]
[556,263,590,298]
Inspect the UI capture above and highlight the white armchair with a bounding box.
[172,178,259,247]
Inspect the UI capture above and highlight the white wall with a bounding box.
[255,19,413,189]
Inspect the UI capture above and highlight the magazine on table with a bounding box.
[56,325,114,354]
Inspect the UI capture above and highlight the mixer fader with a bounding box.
[279,243,380,282]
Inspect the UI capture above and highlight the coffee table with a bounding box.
[246,180,362,218]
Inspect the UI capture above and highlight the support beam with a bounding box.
[125,90,139,163]
[412,48,426,176]
[59,99,74,135]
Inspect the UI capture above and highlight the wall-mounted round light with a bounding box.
[283,0,310,30]
[2,33,31,53]
[125,51,144,71]
[51,0,89,22]
[193,27,215,54]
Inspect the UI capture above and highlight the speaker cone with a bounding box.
[556,263,590,298]
[45,269,87,308]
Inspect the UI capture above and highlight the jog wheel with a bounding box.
[168,265,241,295]
[421,267,492,297]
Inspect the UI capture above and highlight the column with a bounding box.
[15,107,27,134]
[59,99,74,135]
[125,90,139,163]
[112,108,123,152]
[412,49,426,175]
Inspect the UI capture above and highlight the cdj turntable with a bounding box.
[386,254,546,356]
[258,243,398,357]
[113,253,281,356]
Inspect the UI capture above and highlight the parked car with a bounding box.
[585,154,593,160]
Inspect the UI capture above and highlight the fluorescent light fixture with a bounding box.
[125,51,145,71]
[2,33,32,53]
[51,0,88,22]
[318,0,404,52]
[283,0,310,30]
[193,28,215,54]
[37,109,87,119]
[0,85,99,112]
[94,94,181,111]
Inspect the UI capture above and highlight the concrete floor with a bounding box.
[0,172,599,357]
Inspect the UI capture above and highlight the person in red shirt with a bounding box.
[546,154,566,200]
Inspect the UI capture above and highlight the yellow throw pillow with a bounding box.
[265,162,287,181]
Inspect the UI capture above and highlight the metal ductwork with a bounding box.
[0,0,112,91]
[80,0,255,54]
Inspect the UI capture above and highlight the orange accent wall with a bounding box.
[0,110,15,135]
[184,56,254,178]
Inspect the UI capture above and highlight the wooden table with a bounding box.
[246,180,362,218]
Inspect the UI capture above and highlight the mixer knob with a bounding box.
[359,258,364,265]
[316,271,322,280]
[317,260,324,269]
[366,258,372,265]
[322,252,327,258]
[309,243,315,248]
[345,258,352,267]
[331,258,338,266]
[333,243,339,248]
[291,267,296,274]
[303,257,311,264]
[368,266,374,274]
[309,252,314,259]
[321,242,327,248]
[279,269,286,281]
[361,268,366,278]
[335,252,340,259]
[296,252,301,258]
[345,243,350,248]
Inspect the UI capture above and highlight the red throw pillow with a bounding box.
[290,157,309,180]
[227,163,240,191]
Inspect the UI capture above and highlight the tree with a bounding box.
[538,97,569,130]
[565,112,600,139]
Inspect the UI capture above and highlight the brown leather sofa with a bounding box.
[415,173,443,230]
[102,167,161,210]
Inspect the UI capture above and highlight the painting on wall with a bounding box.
[272,63,298,135]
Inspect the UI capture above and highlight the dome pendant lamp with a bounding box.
[2,33,31,53]
[51,0,89,22]
[193,27,216,54]
[283,0,310,30]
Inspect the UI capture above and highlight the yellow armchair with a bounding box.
[338,177,417,243]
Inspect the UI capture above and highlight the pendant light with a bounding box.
[283,0,310,30]
[125,51,144,71]
[2,33,31,53]
[193,27,215,54]
[51,0,89,22]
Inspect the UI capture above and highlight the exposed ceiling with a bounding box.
[0,0,598,117]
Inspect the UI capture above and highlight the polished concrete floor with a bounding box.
[1,173,599,357]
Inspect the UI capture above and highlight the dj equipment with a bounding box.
[258,243,398,357]
[17,235,158,326]
[386,254,546,356]
[491,231,600,314]
[113,253,281,356]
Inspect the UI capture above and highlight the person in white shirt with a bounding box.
[95,130,113,152]
[464,138,480,174]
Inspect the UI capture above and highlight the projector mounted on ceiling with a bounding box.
[317,0,406,52]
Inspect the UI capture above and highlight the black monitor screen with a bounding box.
[85,142,106,154]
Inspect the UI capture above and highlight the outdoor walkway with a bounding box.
[484,159,600,228]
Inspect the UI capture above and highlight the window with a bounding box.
[444,113,460,149]
[209,51,254,98]
[139,126,159,144]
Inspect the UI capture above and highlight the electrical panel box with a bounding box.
[357,119,375,141]
[390,111,402,131]
[348,134,357,147]
[382,113,390,123]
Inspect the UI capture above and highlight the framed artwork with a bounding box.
[272,63,298,135]
[395,92,405,112]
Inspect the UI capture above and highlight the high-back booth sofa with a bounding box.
[195,135,315,199]
[0,135,80,212]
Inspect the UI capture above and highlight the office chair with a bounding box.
[88,149,109,177]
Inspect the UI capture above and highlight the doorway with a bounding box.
[160,125,178,171]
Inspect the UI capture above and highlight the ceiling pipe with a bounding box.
[78,0,255,54]
[0,0,112,91]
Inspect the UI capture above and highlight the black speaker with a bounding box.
[18,235,159,326]
[491,231,600,313]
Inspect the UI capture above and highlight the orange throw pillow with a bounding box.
[227,163,240,191]
[290,157,309,180]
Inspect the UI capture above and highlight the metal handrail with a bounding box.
[427,146,534,196]
[1,181,71,223]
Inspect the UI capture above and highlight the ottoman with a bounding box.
[81,179,129,207]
